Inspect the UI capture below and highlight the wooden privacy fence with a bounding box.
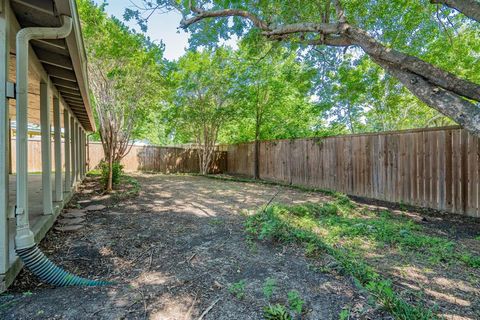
[226,126,480,217]
[11,140,226,174]
[87,142,227,174]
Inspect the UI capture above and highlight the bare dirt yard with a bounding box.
[0,174,479,319]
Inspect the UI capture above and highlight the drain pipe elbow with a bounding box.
[15,16,73,250]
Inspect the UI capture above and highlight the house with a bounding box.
[0,0,94,291]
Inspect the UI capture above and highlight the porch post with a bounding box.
[75,122,79,181]
[78,127,82,178]
[64,109,70,191]
[53,96,62,202]
[70,117,76,186]
[82,129,86,177]
[40,81,53,215]
[0,0,10,275]
[77,124,81,180]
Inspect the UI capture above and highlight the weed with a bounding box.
[263,304,292,320]
[245,203,440,319]
[229,280,246,300]
[287,290,304,315]
[209,218,224,226]
[263,277,277,300]
[339,308,351,320]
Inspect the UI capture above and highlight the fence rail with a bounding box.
[225,126,480,217]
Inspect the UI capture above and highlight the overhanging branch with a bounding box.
[430,0,480,22]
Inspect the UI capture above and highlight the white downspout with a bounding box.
[15,16,73,250]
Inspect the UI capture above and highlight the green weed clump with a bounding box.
[229,280,246,300]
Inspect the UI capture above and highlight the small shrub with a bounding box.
[263,304,292,320]
[263,277,277,300]
[229,280,246,300]
[100,160,123,187]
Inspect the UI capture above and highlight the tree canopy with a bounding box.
[125,0,480,136]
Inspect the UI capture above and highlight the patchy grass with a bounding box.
[245,195,480,319]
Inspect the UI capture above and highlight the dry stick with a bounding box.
[198,298,221,320]
[184,292,199,320]
[260,189,282,213]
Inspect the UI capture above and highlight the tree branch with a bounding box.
[180,8,271,30]
[430,0,480,23]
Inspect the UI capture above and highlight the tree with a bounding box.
[168,48,238,174]
[79,0,165,190]
[221,42,317,178]
[126,0,480,136]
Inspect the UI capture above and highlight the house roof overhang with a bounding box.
[10,0,95,131]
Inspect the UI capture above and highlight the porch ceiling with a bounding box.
[10,0,94,131]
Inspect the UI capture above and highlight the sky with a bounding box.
[94,1,237,61]
[94,1,191,61]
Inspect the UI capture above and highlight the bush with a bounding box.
[100,160,123,187]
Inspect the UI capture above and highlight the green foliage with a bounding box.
[262,277,277,300]
[100,161,123,187]
[78,0,167,143]
[263,304,292,320]
[229,280,246,300]
[244,202,452,319]
[339,308,351,320]
[286,290,304,315]
[126,0,479,136]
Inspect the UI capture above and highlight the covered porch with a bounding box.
[0,0,95,291]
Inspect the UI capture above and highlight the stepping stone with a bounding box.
[84,204,106,211]
[82,189,94,194]
[106,211,125,216]
[66,208,86,213]
[63,211,86,218]
[58,217,85,225]
[77,200,91,204]
[55,225,83,232]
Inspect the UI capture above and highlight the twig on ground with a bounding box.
[138,289,148,319]
[198,298,221,320]
[148,249,154,270]
[188,252,197,262]
[184,292,198,320]
[260,189,281,213]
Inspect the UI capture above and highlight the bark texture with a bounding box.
[431,0,480,22]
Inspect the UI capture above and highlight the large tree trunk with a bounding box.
[430,0,480,22]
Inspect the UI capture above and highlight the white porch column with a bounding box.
[77,124,81,180]
[0,0,11,275]
[82,129,86,177]
[75,122,79,181]
[64,110,70,191]
[53,97,62,202]
[70,117,76,186]
[40,81,53,215]
[78,127,82,178]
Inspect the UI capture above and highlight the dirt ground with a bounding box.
[0,174,393,319]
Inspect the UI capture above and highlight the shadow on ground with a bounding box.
[0,174,390,319]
